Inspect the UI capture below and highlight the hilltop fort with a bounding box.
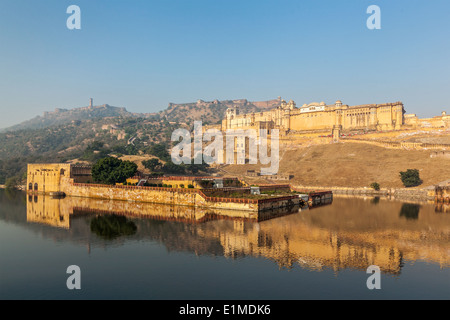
[215,99,449,137]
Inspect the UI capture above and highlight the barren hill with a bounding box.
[222,136,450,189]
[159,98,280,126]
[1,104,144,132]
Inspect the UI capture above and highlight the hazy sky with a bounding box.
[0,0,449,129]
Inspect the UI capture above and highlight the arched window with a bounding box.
[29,183,33,190]
[34,183,38,191]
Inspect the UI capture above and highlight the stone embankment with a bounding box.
[292,185,436,201]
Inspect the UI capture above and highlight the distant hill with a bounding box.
[0,104,152,132]
[159,98,281,126]
[1,104,131,132]
[0,97,283,183]
[2,98,281,132]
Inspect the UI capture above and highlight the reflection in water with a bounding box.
[399,203,421,220]
[90,215,137,239]
[435,203,450,213]
[23,194,450,275]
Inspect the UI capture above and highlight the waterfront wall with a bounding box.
[58,180,300,212]
[27,164,302,212]
[292,185,435,201]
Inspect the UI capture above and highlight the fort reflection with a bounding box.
[26,194,309,228]
[26,195,450,274]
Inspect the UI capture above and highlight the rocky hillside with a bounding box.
[159,98,281,126]
[3,98,281,132]
[1,104,152,132]
[0,97,282,183]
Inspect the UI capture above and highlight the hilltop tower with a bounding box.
[89,98,93,108]
[225,107,239,129]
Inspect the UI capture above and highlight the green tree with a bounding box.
[92,157,137,185]
[370,182,380,191]
[142,158,162,171]
[147,143,170,161]
[5,177,19,190]
[399,169,422,188]
[162,161,186,174]
[81,141,109,162]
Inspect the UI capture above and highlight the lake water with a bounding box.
[0,189,449,300]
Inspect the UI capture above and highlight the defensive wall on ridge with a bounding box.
[341,138,450,151]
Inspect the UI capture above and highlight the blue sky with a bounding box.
[0,0,449,128]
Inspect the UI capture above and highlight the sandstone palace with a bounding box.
[219,99,449,135]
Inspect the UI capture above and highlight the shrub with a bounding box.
[370,182,380,191]
[5,177,18,190]
[92,157,137,185]
[142,158,161,171]
[187,184,194,188]
[399,169,422,187]
[179,184,184,188]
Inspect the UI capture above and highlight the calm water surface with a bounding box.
[0,189,449,300]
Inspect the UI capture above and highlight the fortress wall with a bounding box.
[145,178,202,188]
[27,164,282,212]
[418,117,449,129]
[290,111,335,131]
[220,101,408,134]
[27,163,72,194]
[59,180,264,212]
[219,101,448,136]
[341,138,450,150]
[61,181,203,206]
[342,108,377,130]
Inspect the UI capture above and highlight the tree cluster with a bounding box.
[91,157,137,185]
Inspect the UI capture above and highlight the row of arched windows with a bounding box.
[28,183,38,191]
